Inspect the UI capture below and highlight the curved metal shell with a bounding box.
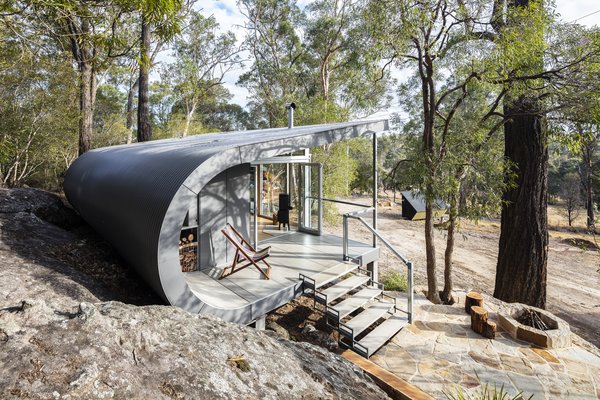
[64,120,388,322]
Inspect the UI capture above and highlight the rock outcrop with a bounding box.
[0,188,388,399]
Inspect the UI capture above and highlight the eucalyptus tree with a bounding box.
[168,11,240,137]
[393,72,507,303]
[363,0,510,303]
[135,0,184,142]
[489,6,600,307]
[0,21,79,187]
[1,1,140,155]
[238,0,308,128]
[364,0,597,307]
[303,0,393,116]
[552,27,600,231]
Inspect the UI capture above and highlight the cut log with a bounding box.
[484,321,496,339]
[465,291,484,315]
[470,306,488,335]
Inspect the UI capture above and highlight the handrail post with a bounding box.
[407,261,414,324]
[343,214,349,261]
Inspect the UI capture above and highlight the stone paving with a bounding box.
[371,294,600,399]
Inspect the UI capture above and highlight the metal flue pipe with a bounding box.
[286,102,296,128]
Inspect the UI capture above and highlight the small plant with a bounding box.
[445,383,533,400]
[380,270,408,292]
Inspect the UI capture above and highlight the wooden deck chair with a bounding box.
[219,223,272,280]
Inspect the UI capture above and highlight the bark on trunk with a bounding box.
[321,59,330,100]
[137,17,152,143]
[425,204,440,303]
[71,17,97,156]
[78,61,94,155]
[582,138,595,231]
[494,96,548,309]
[442,189,459,304]
[421,53,440,304]
[126,77,139,144]
[183,100,197,137]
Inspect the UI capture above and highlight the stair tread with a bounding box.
[344,301,395,336]
[313,262,360,289]
[357,314,408,357]
[321,274,370,304]
[329,287,383,319]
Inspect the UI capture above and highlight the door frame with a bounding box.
[297,162,322,236]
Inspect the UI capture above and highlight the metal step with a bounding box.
[356,314,408,358]
[316,274,370,305]
[341,301,394,339]
[327,286,383,321]
[312,262,360,289]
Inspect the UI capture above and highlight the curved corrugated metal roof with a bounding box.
[64,119,388,321]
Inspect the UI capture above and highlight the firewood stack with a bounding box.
[179,233,197,272]
[465,291,496,339]
[516,308,549,331]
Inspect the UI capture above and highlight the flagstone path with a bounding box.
[371,294,600,399]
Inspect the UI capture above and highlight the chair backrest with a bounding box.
[222,224,254,255]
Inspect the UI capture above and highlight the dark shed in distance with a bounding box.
[401,190,447,221]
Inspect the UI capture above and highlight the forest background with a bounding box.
[1,0,600,307]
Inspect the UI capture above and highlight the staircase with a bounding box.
[299,207,414,358]
[300,264,409,358]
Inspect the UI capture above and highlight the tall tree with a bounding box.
[491,2,597,307]
[10,1,134,155]
[304,0,393,116]
[169,11,240,137]
[554,29,600,231]
[238,0,307,127]
[0,18,79,187]
[135,0,183,142]
[363,0,510,303]
[138,14,152,142]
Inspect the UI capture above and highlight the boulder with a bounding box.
[0,300,387,399]
[0,188,389,399]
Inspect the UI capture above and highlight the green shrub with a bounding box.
[445,384,533,400]
[380,270,408,292]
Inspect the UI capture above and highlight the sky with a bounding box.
[194,0,600,116]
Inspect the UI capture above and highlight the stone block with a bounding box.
[497,303,571,349]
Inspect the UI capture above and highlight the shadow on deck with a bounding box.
[184,231,378,323]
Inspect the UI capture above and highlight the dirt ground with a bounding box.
[324,197,600,349]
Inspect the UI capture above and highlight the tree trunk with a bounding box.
[442,187,459,304]
[183,100,197,137]
[582,138,595,231]
[320,57,330,100]
[137,17,152,142]
[425,204,440,303]
[78,60,94,155]
[126,76,139,144]
[421,54,440,304]
[494,96,548,309]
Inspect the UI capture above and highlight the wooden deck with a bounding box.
[184,231,379,318]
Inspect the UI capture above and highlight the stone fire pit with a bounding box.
[498,303,572,349]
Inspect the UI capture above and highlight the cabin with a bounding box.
[401,190,447,221]
[64,119,414,358]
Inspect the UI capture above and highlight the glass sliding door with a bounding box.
[259,163,287,219]
[297,163,322,235]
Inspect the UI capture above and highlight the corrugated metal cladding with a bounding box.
[64,119,389,322]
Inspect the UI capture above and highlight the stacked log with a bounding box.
[179,233,197,272]
[470,306,496,339]
[465,292,496,339]
[465,292,484,315]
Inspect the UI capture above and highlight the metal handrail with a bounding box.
[305,196,371,209]
[343,208,414,323]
